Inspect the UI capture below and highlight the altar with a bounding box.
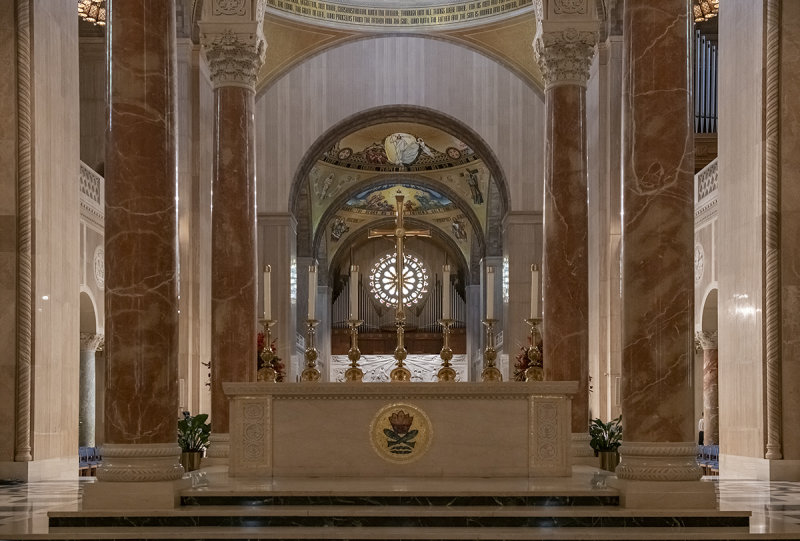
[224,381,578,479]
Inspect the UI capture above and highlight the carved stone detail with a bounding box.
[206,432,230,458]
[201,29,266,90]
[93,246,105,289]
[554,0,587,14]
[214,0,247,15]
[616,442,702,481]
[695,330,718,350]
[529,395,570,476]
[571,431,594,457]
[533,26,599,88]
[80,332,104,353]
[96,443,184,482]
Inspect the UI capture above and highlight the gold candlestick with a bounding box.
[345,319,364,382]
[481,318,503,382]
[390,314,411,382]
[437,318,456,382]
[257,318,277,383]
[523,317,544,382]
[301,319,321,382]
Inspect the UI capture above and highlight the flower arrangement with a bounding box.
[177,411,211,453]
[513,340,543,381]
[257,332,286,382]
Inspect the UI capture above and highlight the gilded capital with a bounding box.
[199,0,267,90]
[533,23,599,89]
[695,330,718,350]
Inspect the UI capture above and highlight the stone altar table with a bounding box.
[223,381,578,478]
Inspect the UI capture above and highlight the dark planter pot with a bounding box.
[180,451,203,472]
[599,450,620,472]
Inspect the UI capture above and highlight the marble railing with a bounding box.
[695,157,718,225]
[80,161,104,228]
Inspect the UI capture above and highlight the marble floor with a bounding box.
[2,475,800,539]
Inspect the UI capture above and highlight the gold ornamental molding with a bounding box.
[266,0,531,27]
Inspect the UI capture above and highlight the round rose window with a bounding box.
[369,252,429,308]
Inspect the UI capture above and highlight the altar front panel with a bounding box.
[225,382,577,478]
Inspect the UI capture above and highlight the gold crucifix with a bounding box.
[368,190,431,381]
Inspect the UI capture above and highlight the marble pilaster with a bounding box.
[533,1,597,438]
[200,0,267,446]
[696,331,719,446]
[100,0,182,481]
[616,0,700,482]
[79,333,103,448]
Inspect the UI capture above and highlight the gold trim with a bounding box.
[369,402,432,463]
[267,0,531,27]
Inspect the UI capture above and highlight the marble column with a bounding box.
[200,1,267,458]
[697,331,719,446]
[616,0,701,482]
[100,0,182,482]
[533,2,598,456]
[79,333,103,448]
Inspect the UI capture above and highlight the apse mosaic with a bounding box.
[322,123,478,172]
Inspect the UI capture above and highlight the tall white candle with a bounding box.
[530,263,539,319]
[263,265,271,320]
[307,264,317,320]
[486,266,494,320]
[442,265,451,319]
[349,265,359,320]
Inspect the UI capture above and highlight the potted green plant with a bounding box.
[589,415,622,472]
[178,411,210,472]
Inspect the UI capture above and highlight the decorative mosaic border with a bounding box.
[267,0,531,27]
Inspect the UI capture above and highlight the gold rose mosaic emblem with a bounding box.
[370,403,432,463]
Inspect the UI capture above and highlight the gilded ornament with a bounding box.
[370,403,432,463]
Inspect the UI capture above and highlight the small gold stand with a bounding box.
[300,319,321,382]
[437,318,456,382]
[345,319,364,382]
[390,315,412,382]
[481,318,503,382]
[257,318,277,383]
[523,317,544,382]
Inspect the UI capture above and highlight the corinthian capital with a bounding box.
[695,330,718,350]
[199,0,267,90]
[533,23,599,89]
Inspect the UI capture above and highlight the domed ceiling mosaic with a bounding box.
[309,123,493,266]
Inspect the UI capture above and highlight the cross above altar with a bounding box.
[368,191,431,321]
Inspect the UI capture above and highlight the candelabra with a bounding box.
[345,319,364,382]
[481,318,503,382]
[523,318,544,382]
[437,318,456,382]
[300,319,321,382]
[390,314,411,382]
[257,319,277,383]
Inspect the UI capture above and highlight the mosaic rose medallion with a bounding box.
[370,403,432,463]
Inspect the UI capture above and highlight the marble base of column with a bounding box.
[205,432,230,461]
[570,432,596,465]
[96,443,184,482]
[616,442,701,481]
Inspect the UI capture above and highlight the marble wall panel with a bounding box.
[717,0,765,460]
[779,0,800,461]
[0,2,18,462]
[31,0,80,460]
[255,36,545,215]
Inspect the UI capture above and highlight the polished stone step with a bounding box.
[180,494,621,507]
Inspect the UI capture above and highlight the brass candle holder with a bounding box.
[390,314,412,382]
[257,318,277,383]
[300,319,321,382]
[344,319,364,382]
[523,317,544,382]
[437,318,456,382]
[481,318,503,382]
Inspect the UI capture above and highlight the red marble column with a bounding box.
[616,0,700,481]
[200,12,267,458]
[533,12,598,455]
[101,0,182,480]
[697,331,719,446]
[542,84,589,435]
[210,86,258,438]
